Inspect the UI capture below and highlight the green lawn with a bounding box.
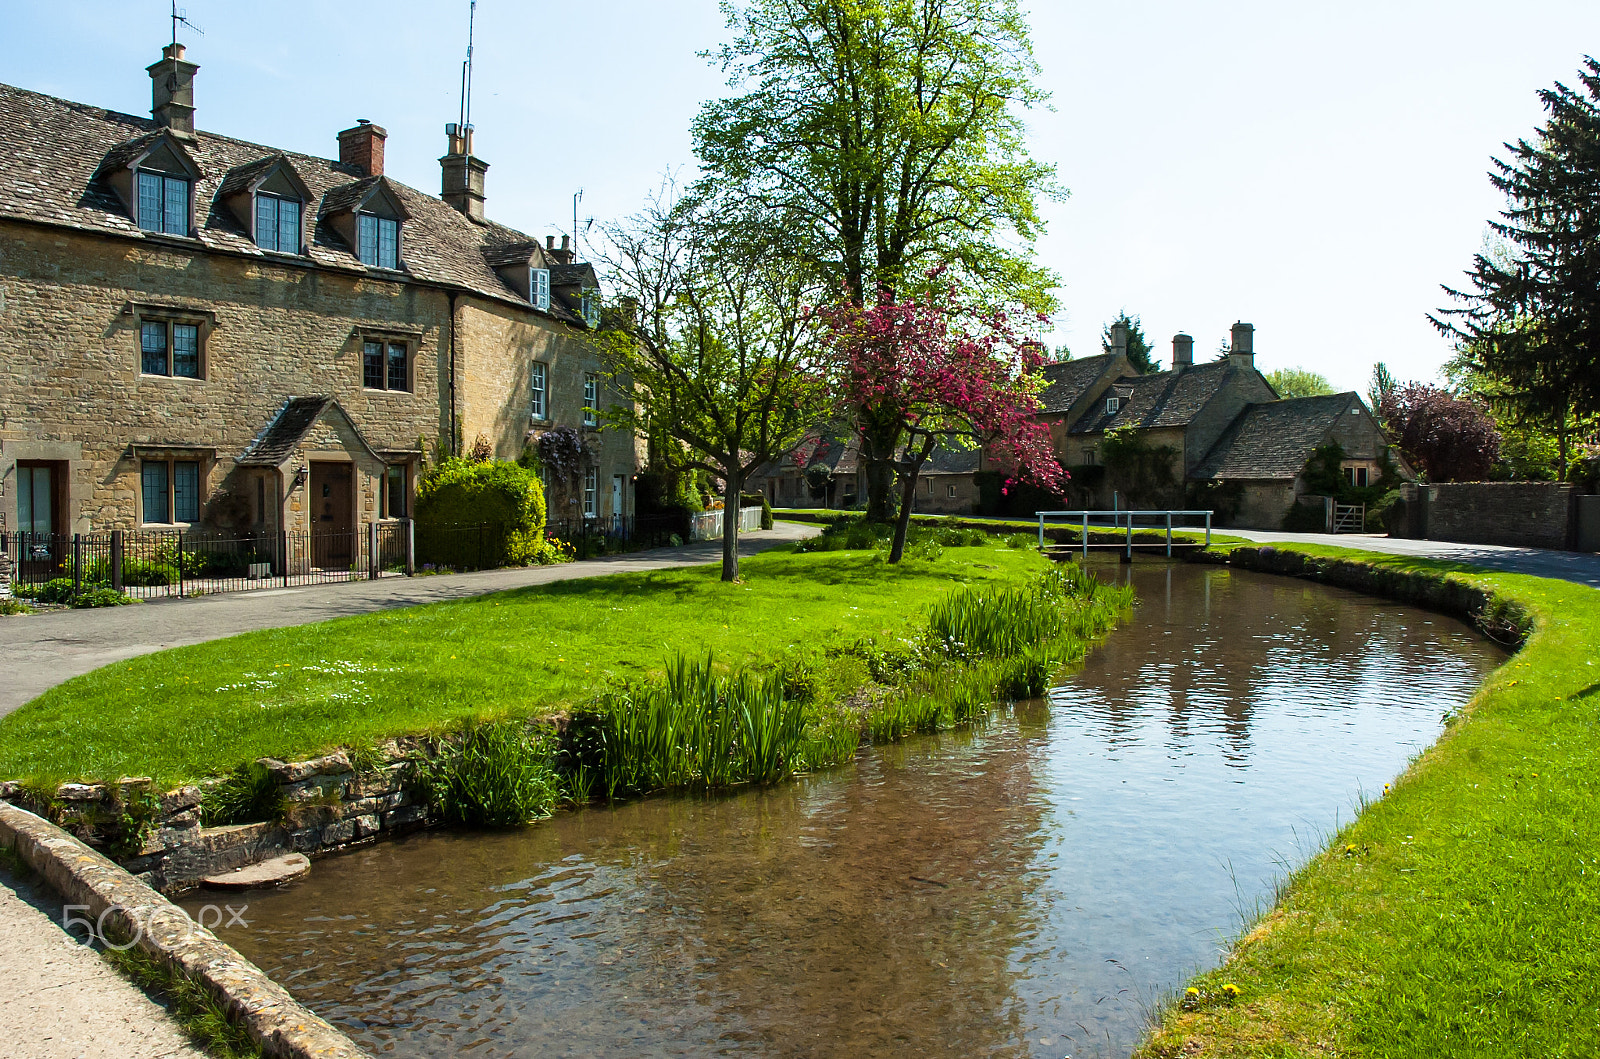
[1139,544,1600,1059]
[0,545,1052,787]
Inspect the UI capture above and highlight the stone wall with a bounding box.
[1394,482,1576,550]
[1230,480,1299,529]
[0,743,432,893]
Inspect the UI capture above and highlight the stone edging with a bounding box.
[0,800,371,1059]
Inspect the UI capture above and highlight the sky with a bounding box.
[4,1,1599,395]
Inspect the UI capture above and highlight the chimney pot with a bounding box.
[546,235,555,249]
[1110,321,1129,358]
[561,235,570,252]
[440,123,488,222]
[338,121,388,177]
[147,44,200,138]
[1172,333,1194,370]
[1229,322,1256,368]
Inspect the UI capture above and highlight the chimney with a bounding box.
[1172,333,1194,371]
[546,235,555,250]
[338,120,388,177]
[147,43,199,139]
[1110,320,1129,359]
[440,123,489,223]
[1229,322,1255,368]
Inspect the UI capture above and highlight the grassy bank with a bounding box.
[0,545,1070,787]
[1140,543,1600,1059]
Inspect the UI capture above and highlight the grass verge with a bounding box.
[0,546,1058,787]
[1138,542,1600,1059]
[101,946,264,1059]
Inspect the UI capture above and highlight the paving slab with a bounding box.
[0,523,817,717]
[0,867,205,1059]
[202,853,310,891]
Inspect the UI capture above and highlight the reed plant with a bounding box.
[423,720,561,827]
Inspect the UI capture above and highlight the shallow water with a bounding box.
[190,562,1504,1058]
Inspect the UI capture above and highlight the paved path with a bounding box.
[0,864,206,1058]
[0,523,816,718]
[1217,529,1600,589]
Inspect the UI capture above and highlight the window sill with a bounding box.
[139,373,206,383]
[138,231,205,249]
[362,388,413,396]
[138,522,197,531]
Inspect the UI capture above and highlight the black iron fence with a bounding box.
[2,523,414,601]
[546,514,687,559]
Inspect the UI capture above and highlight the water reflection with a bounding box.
[191,562,1503,1058]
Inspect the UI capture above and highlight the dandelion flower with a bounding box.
[1221,983,1241,999]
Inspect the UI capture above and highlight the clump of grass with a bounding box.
[101,946,263,1059]
[198,763,285,827]
[422,720,560,827]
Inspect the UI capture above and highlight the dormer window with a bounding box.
[358,213,400,269]
[1105,396,1121,415]
[137,170,190,235]
[254,193,301,253]
[531,268,551,311]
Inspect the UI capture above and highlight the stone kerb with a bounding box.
[0,800,372,1059]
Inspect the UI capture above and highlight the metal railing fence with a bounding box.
[1034,509,1214,559]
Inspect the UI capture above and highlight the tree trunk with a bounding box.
[720,469,745,582]
[1557,405,1570,481]
[887,438,935,564]
[860,414,903,523]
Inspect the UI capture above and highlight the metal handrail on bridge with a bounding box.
[1035,509,1214,559]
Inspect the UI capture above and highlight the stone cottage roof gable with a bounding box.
[1068,360,1236,434]
[0,81,589,321]
[1038,354,1119,413]
[237,396,385,467]
[1193,393,1359,480]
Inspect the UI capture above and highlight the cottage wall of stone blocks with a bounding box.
[0,219,447,537]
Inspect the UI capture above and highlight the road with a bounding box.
[1215,528,1600,589]
[0,523,817,718]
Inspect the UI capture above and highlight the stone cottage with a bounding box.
[0,44,636,557]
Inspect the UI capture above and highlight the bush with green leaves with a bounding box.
[423,720,561,827]
[71,587,134,609]
[415,458,547,568]
[200,762,285,826]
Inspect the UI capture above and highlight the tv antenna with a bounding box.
[169,1,204,48]
[457,0,477,133]
[572,189,594,261]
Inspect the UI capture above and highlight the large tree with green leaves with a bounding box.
[692,0,1060,520]
[592,189,827,581]
[1266,367,1336,399]
[1432,57,1600,479]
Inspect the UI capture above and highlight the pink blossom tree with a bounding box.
[820,271,1066,562]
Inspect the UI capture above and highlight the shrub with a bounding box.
[123,558,181,586]
[415,458,546,568]
[200,763,285,826]
[71,587,134,609]
[0,599,32,616]
[423,721,560,827]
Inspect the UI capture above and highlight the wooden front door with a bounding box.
[16,461,64,578]
[310,462,354,568]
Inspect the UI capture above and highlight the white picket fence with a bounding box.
[688,506,765,542]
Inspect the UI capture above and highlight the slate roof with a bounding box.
[0,81,589,327]
[1068,360,1237,434]
[1192,393,1358,480]
[1039,354,1118,414]
[235,396,385,467]
[922,446,983,474]
[215,154,281,197]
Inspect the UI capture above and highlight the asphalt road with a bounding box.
[1214,528,1600,589]
[0,523,816,718]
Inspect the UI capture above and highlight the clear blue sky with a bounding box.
[5,1,1599,394]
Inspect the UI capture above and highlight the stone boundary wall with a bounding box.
[1393,482,1576,551]
[0,742,433,893]
[0,800,371,1059]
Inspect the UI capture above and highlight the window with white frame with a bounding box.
[583,467,597,516]
[141,459,201,524]
[530,268,551,311]
[254,192,302,253]
[1104,396,1120,415]
[140,318,202,378]
[137,170,191,235]
[1344,465,1370,487]
[357,213,401,269]
[583,373,598,427]
[530,362,548,420]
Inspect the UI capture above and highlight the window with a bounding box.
[140,319,201,378]
[141,459,201,524]
[137,170,190,235]
[357,213,400,269]
[363,339,410,391]
[1344,465,1370,487]
[1105,396,1120,415]
[384,464,408,518]
[531,268,551,311]
[530,362,548,420]
[254,193,302,253]
[583,373,598,427]
[581,288,600,329]
[948,484,957,499]
[583,467,597,516]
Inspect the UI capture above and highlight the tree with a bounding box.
[1267,367,1336,399]
[820,270,1065,562]
[1432,57,1600,479]
[1368,362,1397,417]
[1101,312,1159,373]
[1376,382,1502,482]
[593,189,827,581]
[692,0,1061,521]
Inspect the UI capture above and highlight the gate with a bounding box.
[1333,503,1366,533]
